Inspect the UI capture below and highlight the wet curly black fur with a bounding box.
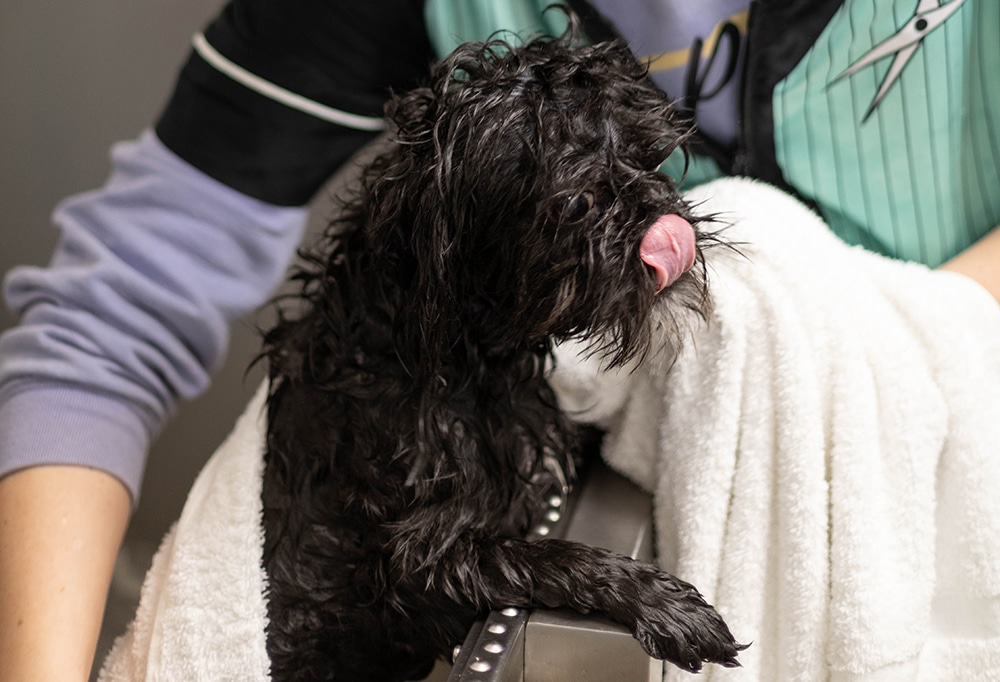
[260,29,743,681]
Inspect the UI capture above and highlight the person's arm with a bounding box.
[0,467,130,682]
[939,224,1000,305]
[0,4,437,679]
[0,130,310,682]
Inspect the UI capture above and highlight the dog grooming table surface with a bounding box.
[444,460,664,682]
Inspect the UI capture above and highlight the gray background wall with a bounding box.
[1,0,293,671]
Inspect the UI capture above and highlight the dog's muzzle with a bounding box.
[639,215,696,293]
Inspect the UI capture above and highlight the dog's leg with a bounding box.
[416,535,744,673]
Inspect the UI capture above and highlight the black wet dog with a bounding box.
[260,31,742,681]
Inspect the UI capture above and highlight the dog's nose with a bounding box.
[639,215,696,293]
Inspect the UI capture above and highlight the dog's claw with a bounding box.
[626,574,747,671]
[634,617,746,671]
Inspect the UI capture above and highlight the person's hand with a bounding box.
[939,224,1000,306]
[0,466,130,682]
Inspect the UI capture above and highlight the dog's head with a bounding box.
[334,33,711,374]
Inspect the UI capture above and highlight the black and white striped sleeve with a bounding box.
[155,0,434,206]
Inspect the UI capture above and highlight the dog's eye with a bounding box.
[563,191,595,222]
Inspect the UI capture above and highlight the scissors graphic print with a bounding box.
[830,0,967,121]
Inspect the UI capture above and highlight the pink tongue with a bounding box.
[640,214,696,293]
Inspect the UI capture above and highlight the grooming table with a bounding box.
[442,458,664,682]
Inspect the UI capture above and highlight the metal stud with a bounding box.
[483,641,504,654]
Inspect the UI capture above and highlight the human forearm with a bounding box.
[0,132,308,679]
[0,466,131,682]
[939,224,1000,305]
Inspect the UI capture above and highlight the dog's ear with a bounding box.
[385,86,437,144]
[376,48,516,286]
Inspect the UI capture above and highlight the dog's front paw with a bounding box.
[629,573,746,672]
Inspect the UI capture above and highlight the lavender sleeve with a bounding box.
[0,130,308,504]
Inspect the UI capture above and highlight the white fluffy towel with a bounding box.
[99,384,271,682]
[552,177,1000,681]
[100,178,1000,681]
